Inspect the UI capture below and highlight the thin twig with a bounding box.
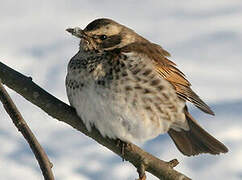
[0,79,55,180]
[0,61,191,180]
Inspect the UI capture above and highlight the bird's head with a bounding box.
[66,18,142,51]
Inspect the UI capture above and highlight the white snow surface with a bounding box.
[0,1,242,180]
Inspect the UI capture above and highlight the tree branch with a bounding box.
[0,80,54,180]
[0,61,191,180]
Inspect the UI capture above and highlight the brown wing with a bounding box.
[121,42,214,115]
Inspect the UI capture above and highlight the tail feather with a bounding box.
[168,111,228,156]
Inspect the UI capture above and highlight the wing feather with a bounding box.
[121,42,214,115]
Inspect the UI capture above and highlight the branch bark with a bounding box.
[0,80,54,180]
[0,61,191,180]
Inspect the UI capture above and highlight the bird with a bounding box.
[65,18,228,156]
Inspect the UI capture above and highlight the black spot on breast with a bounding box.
[97,80,105,86]
[150,79,160,86]
[132,68,141,75]
[121,71,128,77]
[125,86,132,91]
[120,61,126,67]
[134,85,142,90]
[143,88,151,94]
[157,85,164,91]
[144,106,153,112]
[108,68,113,74]
[142,69,152,76]
[135,77,141,81]
[122,55,128,60]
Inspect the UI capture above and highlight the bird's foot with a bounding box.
[116,139,127,161]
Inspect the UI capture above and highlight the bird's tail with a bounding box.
[168,110,228,156]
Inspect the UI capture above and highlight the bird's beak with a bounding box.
[66,27,87,39]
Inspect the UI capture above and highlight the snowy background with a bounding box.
[1,0,242,179]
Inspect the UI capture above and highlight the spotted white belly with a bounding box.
[66,71,186,143]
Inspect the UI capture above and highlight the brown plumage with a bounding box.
[121,41,227,155]
[121,42,215,115]
[66,18,228,156]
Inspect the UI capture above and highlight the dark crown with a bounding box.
[85,18,116,31]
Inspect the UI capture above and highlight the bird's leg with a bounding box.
[116,139,127,161]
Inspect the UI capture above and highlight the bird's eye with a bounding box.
[100,35,107,40]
